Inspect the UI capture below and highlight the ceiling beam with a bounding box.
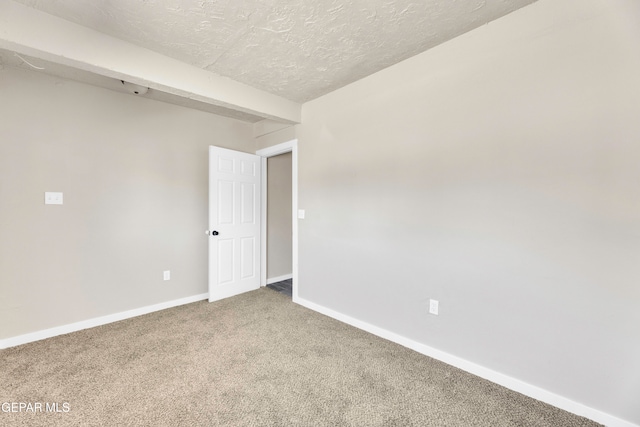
[0,0,301,124]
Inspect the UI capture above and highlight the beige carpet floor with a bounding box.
[1,288,601,426]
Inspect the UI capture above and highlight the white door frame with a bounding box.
[256,139,299,302]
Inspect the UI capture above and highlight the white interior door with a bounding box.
[208,146,261,302]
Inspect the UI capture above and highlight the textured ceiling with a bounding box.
[11,0,537,104]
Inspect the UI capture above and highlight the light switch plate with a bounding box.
[429,299,439,315]
[298,209,305,219]
[45,192,63,205]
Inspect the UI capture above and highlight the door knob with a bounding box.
[212,231,219,236]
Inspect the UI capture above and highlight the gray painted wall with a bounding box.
[267,153,293,279]
[0,66,254,339]
[296,0,640,424]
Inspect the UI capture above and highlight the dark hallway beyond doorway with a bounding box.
[266,279,292,298]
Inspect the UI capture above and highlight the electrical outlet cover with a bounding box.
[45,192,63,205]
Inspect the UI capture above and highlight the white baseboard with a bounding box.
[266,274,293,285]
[0,293,209,350]
[295,297,638,427]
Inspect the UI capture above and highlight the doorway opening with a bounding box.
[265,151,292,298]
[257,140,298,301]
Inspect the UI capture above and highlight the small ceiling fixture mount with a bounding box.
[120,80,148,95]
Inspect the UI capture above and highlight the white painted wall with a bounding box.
[0,66,254,340]
[297,0,640,424]
[255,126,297,151]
